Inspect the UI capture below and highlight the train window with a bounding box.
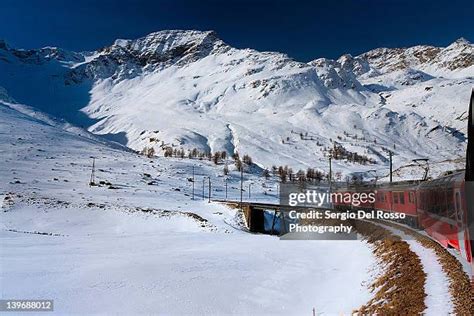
[426,192,430,211]
[442,190,448,216]
[393,193,399,204]
[446,189,455,219]
[456,192,462,212]
[435,192,441,214]
[399,192,405,204]
[428,193,433,212]
[409,192,415,204]
[431,191,437,214]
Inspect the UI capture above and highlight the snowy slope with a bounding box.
[0,31,471,180]
[0,98,378,315]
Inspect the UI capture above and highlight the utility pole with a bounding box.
[225,177,228,201]
[89,158,95,186]
[248,183,252,199]
[208,177,211,203]
[202,177,205,199]
[192,166,195,200]
[413,158,430,181]
[240,165,243,211]
[389,151,393,184]
[328,156,332,189]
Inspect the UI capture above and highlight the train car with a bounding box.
[416,171,471,263]
[375,181,419,227]
[374,187,391,212]
[334,175,471,264]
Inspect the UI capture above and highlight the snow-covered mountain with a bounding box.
[357,38,473,78]
[0,30,471,179]
[0,34,466,315]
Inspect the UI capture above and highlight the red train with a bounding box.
[335,89,474,273]
[336,172,471,264]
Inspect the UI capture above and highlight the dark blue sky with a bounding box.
[0,0,472,61]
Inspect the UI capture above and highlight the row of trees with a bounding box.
[141,146,155,158]
[142,145,348,183]
[226,162,336,184]
[154,146,230,165]
[143,146,258,175]
[270,165,331,183]
[231,152,253,172]
[142,145,359,183]
[328,144,376,165]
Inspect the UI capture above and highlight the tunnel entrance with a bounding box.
[241,203,282,235]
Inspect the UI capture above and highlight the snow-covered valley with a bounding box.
[0,100,377,315]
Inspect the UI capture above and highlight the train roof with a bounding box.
[418,170,465,189]
[376,180,421,190]
[333,170,465,191]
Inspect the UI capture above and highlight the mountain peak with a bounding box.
[453,37,471,45]
[143,29,218,40]
[113,29,221,49]
[107,29,226,64]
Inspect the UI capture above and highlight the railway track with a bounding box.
[368,218,474,315]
